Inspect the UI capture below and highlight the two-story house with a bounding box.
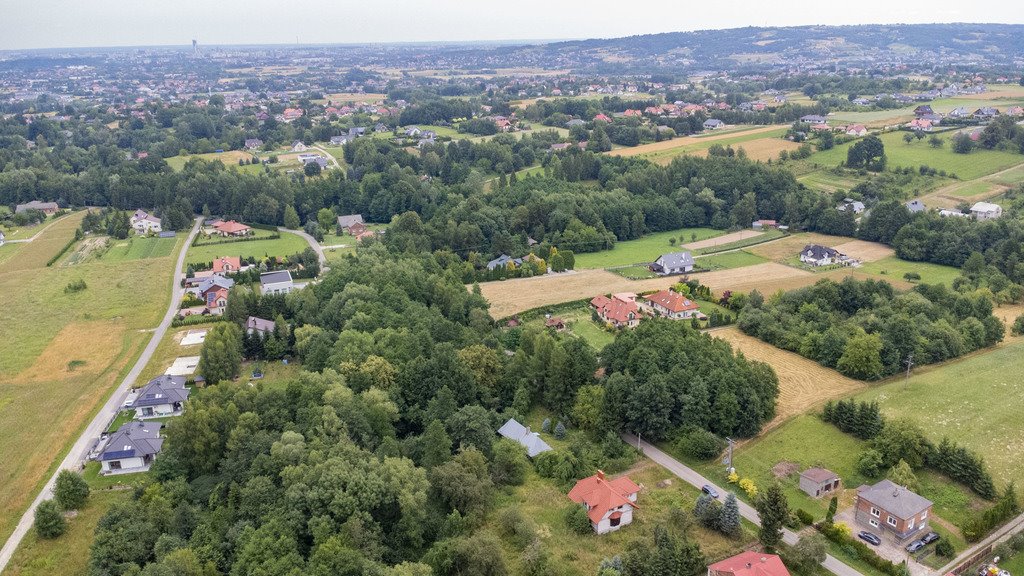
[854,480,933,542]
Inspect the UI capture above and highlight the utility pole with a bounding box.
[636,431,642,450]
[904,353,914,384]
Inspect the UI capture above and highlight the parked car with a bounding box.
[701,484,720,499]
[858,531,881,546]
[921,532,941,545]
[906,540,926,553]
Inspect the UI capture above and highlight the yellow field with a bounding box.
[710,327,866,430]
[829,240,895,262]
[748,233,857,261]
[684,230,762,250]
[606,125,787,159]
[728,137,802,162]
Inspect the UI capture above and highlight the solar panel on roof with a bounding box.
[101,449,136,460]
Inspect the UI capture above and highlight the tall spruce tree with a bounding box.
[755,483,789,551]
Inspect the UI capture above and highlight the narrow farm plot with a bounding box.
[683,229,762,251]
[829,240,894,263]
[605,124,787,161]
[185,230,309,263]
[855,338,1024,486]
[709,327,867,428]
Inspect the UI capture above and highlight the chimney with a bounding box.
[746,563,752,569]
[760,558,767,563]
[597,470,605,480]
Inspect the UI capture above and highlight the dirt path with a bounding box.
[605,125,788,158]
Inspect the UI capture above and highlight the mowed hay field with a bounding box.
[606,125,789,164]
[855,337,1024,486]
[0,213,181,543]
[709,327,866,428]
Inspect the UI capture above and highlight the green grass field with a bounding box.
[186,230,309,264]
[945,180,1002,198]
[0,209,179,545]
[523,303,615,351]
[0,242,25,266]
[696,250,767,271]
[989,163,1024,186]
[695,229,785,255]
[98,235,178,261]
[797,170,865,194]
[855,338,1024,486]
[858,256,961,286]
[810,131,1024,181]
[573,228,722,269]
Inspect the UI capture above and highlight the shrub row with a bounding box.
[46,231,81,266]
[171,314,230,328]
[817,522,906,576]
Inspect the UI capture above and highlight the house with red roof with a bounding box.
[593,113,612,123]
[212,220,252,237]
[708,551,791,576]
[590,295,641,329]
[643,289,700,320]
[212,256,243,274]
[567,470,640,534]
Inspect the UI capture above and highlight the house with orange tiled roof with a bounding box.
[212,220,252,237]
[567,470,640,534]
[708,551,791,576]
[212,256,243,274]
[590,295,641,329]
[643,289,700,320]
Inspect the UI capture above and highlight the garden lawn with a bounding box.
[522,303,615,351]
[857,257,961,286]
[2,489,134,576]
[695,229,784,255]
[696,251,767,271]
[573,228,722,269]
[945,180,1002,199]
[98,235,180,262]
[810,131,1024,181]
[855,338,1024,486]
[186,230,309,263]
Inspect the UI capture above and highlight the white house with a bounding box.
[971,201,1003,221]
[260,270,294,295]
[800,244,845,266]
[568,471,640,534]
[0,231,5,246]
[291,140,308,152]
[130,209,162,234]
[97,421,163,474]
[129,375,190,418]
[650,251,695,275]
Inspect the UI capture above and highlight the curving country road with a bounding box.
[0,217,202,573]
[278,227,326,268]
[621,433,865,576]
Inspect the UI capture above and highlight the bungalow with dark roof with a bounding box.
[260,270,294,295]
[129,375,190,418]
[568,470,640,534]
[15,200,59,215]
[245,316,276,336]
[650,251,695,275]
[703,119,725,130]
[98,421,164,474]
[336,214,365,233]
[799,467,841,498]
[799,244,844,267]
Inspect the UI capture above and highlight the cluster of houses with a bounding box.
[590,289,704,329]
[911,199,1003,220]
[183,253,295,316]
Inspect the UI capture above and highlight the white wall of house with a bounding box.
[800,254,832,266]
[132,219,162,234]
[594,505,634,535]
[136,403,178,418]
[101,456,146,472]
[261,281,294,295]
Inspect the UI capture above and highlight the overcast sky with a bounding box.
[1,0,1022,51]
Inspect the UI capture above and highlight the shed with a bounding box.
[799,467,841,498]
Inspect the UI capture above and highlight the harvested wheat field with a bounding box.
[683,229,763,250]
[15,320,127,383]
[606,125,787,158]
[729,137,803,162]
[710,326,867,430]
[829,240,894,263]
[748,232,856,261]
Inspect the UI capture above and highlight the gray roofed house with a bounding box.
[838,198,866,214]
[130,375,190,418]
[800,244,844,266]
[337,214,365,231]
[245,316,276,335]
[566,119,587,127]
[703,119,725,130]
[486,254,523,271]
[196,275,234,295]
[349,127,367,138]
[330,135,349,146]
[497,418,552,458]
[854,479,933,541]
[799,467,841,498]
[800,114,827,124]
[906,200,926,213]
[98,421,164,474]
[650,251,695,275]
[260,270,294,295]
[15,200,59,214]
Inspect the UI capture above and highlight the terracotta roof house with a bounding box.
[854,480,932,541]
[799,467,841,498]
[497,418,552,458]
[212,220,252,237]
[651,251,695,275]
[846,124,868,136]
[129,375,190,418]
[708,551,791,576]
[212,256,242,273]
[593,113,612,123]
[97,421,164,474]
[544,317,566,331]
[568,470,640,534]
[644,290,699,320]
[591,295,641,329]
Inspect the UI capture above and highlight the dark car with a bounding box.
[858,531,882,546]
[921,532,941,545]
[701,484,720,499]
[906,540,926,553]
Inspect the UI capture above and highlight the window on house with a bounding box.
[887,516,898,527]
[109,460,122,470]
[908,518,915,530]
[610,516,620,527]
[869,519,879,528]
[921,511,928,520]
[870,507,880,517]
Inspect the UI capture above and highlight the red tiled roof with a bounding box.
[592,296,638,325]
[212,256,241,273]
[709,552,791,576]
[645,290,699,313]
[214,220,250,234]
[568,471,640,524]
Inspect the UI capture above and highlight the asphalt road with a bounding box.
[621,433,865,576]
[0,217,202,573]
[279,226,326,267]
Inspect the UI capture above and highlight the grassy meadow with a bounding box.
[573,228,722,269]
[0,210,181,544]
[186,229,309,264]
[857,256,961,286]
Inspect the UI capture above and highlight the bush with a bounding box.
[1012,315,1024,337]
[34,500,66,539]
[541,418,551,433]
[796,508,814,526]
[935,539,954,558]
[63,279,87,294]
[554,421,566,440]
[54,470,90,510]
[498,508,538,549]
[903,272,921,282]
[674,428,727,460]
[818,521,903,576]
[564,503,593,535]
[739,478,758,498]
[857,449,885,477]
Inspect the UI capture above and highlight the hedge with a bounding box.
[817,522,905,576]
